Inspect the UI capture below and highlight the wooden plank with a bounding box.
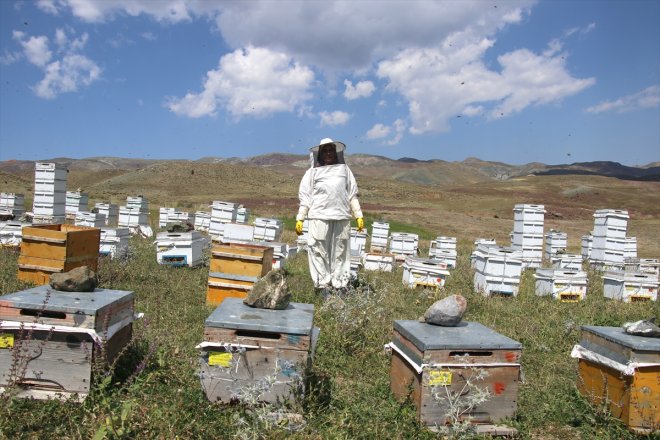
[0,324,132,399]
[203,327,310,351]
[390,348,422,419]
[199,346,308,404]
[209,243,273,277]
[206,284,251,306]
[419,365,519,426]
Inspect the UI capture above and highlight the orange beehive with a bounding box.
[17,224,100,285]
[575,326,659,434]
[206,242,273,306]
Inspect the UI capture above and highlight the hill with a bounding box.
[1,156,659,256]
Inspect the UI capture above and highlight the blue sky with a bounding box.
[0,0,658,166]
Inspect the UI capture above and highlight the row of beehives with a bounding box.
[1,282,657,434]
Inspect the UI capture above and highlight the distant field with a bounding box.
[2,160,659,256]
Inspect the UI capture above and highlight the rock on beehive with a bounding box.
[243,268,290,309]
[422,294,467,326]
[49,265,98,292]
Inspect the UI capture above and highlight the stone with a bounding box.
[244,268,291,310]
[49,266,98,292]
[623,319,660,338]
[166,222,194,233]
[422,294,467,326]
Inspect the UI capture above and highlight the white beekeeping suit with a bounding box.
[296,138,363,290]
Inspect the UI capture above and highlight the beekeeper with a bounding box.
[295,138,364,291]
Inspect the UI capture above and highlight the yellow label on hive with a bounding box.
[0,333,14,349]
[208,351,232,367]
[428,370,452,386]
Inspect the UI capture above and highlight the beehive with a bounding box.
[602,271,658,302]
[534,268,587,302]
[0,285,134,400]
[573,326,659,434]
[402,257,450,289]
[389,320,522,427]
[17,224,100,285]
[155,231,207,267]
[199,297,317,404]
[207,242,273,305]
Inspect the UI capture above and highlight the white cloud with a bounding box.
[585,86,660,114]
[33,54,102,98]
[387,118,407,145]
[141,32,156,41]
[0,49,22,65]
[16,34,52,67]
[319,110,350,127]
[39,0,194,23]
[343,80,375,100]
[377,35,594,134]
[168,46,314,118]
[36,0,59,15]
[12,28,101,99]
[366,123,390,140]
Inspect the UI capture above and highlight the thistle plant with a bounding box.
[431,354,492,439]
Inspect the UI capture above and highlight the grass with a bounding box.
[0,232,658,439]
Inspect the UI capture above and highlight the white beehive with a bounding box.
[156,230,208,267]
[429,249,457,269]
[639,259,660,276]
[100,227,130,259]
[473,272,521,297]
[95,203,118,225]
[372,221,390,237]
[350,227,368,255]
[602,271,658,302]
[551,254,583,271]
[32,198,66,217]
[402,257,449,289]
[211,201,238,223]
[363,253,395,272]
[236,207,250,224]
[0,193,25,217]
[35,162,67,181]
[65,191,89,214]
[253,217,283,242]
[0,221,28,246]
[159,207,176,228]
[194,211,211,232]
[389,232,419,256]
[593,209,629,230]
[534,268,587,301]
[430,236,456,251]
[75,211,106,228]
[544,231,567,260]
[222,223,255,242]
[370,221,390,253]
[118,206,150,228]
[513,204,545,223]
[473,245,523,278]
[126,196,149,212]
[624,237,637,259]
[32,214,66,224]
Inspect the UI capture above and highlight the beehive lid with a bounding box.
[393,320,522,351]
[206,297,314,335]
[581,326,660,353]
[0,285,134,315]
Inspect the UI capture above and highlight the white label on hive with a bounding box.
[428,370,452,386]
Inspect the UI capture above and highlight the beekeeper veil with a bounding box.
[309,138,346,167]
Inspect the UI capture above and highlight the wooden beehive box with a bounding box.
[199,297,317,404]
[0,285,134,400]
[209,242,273,277]
[206,272,258,306]
[575,325,659,434]
[206,242,274,306]
[18,224,101,285]
[389,320,522,427]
